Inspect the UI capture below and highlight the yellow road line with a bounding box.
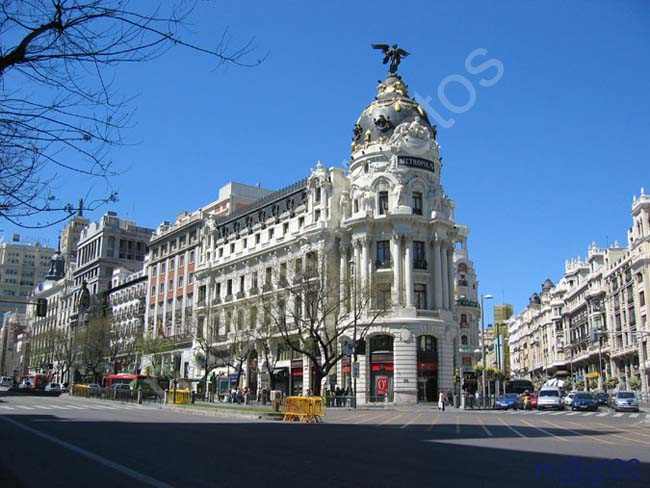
[593,422,650,445]
[380,412,407,425]
[400,413,423,429]
[546,420,617,445]
[427,414,441,431]
[520,418,568,442]
[353,412,387,425]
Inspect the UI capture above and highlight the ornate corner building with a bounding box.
[188,64,480,405]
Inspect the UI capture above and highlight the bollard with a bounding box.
[137,389,142,405]
[164,389,168,405]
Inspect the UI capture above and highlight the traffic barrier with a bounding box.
[73,384,90,397]
[166,388,191,404]
[282,396,325,423]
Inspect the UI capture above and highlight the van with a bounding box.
[537,386,565,410]
[0,376,14,387]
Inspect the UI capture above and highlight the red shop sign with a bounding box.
[371,363,394,372]
[417,361,438,371]
[376,376,389,396]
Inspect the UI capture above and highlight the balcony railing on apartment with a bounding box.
[456,297,479,308]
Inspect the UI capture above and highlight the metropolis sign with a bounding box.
[397,156,435,172]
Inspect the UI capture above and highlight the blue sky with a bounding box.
[3,0,649,319]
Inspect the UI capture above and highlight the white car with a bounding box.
[45,383,62,392]
[537,386,565,410]
[563,391,577,406]
[18,380,33,389]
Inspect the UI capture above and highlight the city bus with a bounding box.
[104,374,163,398]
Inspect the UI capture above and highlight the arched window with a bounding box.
[461,335,468,346]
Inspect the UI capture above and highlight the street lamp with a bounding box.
[594,328,606,392]
[349,257,358,408]
[481,293,493,407]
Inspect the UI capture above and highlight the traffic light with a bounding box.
[36,298,48,317]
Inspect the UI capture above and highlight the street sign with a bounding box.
[341,339,354,356]
[352,362,359,378]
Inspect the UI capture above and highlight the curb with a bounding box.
[163,404,284,421]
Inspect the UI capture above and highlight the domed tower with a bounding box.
[341,45,470,405]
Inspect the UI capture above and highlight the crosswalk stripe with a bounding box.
[580,412,595,416]
[0,406,14,410]
[613,413,623,417]
[15,406,34,410]
[550,411,564,416]
[60,405,84,410]
[629,413,639,418]
[596,412,609,417]
[566,412,580,416]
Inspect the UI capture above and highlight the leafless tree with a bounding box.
[0,0,262,227]
[261,257,387,395]
[77,314,110,383]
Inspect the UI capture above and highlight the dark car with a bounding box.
[571,392,598,411]
[496,393,519,410]
[594,391,609,406]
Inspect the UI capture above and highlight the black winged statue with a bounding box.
[372,43,410,74]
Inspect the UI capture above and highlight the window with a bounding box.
[239,276,245,292]
[298,217,304,228]
[169,257,175,269]
[412,192,423,215]
[414,284,427,309]
[179,255,185,267]
[269,228,274,240]
[243,238,247,249]
[249,307,257,329]
[227,279,233,296]
[376,240,391,268]
[378,191,388,215]
[295,257,303,275]
[461,335,468,346]
[188,272,194,284]
[265,267,272,285]
[189,251,195,263]
[168,279,173,291]
[218,248,223,257]
[255,234,260,244]
[315,187,321,203]
[280,263,287,283]
[150,286,156,296]
[283,222,289,235]
[354,199,359,213]
[215,282,221,298]
[230,243,235,254]
[151,264,157,276]
[177,276,184,288]
[640,291,645,307]
[413,241,426,269]
[180,235,186,247]
[315,209,321,221]
[252,272,258,289]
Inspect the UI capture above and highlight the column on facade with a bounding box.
[447,245,455,310]
[405,237,414,308]
[392,234,402,306]
[360,238,369,294]
[441,242,449,310]
[365,238,372,299]
[339,241,349,309]
[353,240,361,308]
[433,238,442,310]
[427,240,435,310]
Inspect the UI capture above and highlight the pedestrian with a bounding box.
[438,390,446,411]
[447,390,453,406]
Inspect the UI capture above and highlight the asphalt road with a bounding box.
[1,393,649,488]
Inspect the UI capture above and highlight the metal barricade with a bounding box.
[282,396,325,423]
[166,388,191,404]
[72,384,90,397]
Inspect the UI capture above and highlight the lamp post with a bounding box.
[481,294,493,407]
[595,329,605,391]
[349,257,358,408]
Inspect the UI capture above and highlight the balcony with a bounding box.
[248,287,259,295]
[224,294,233,303]
[262,283,272,292]
[236,291,246,300]
[456,297,479,308]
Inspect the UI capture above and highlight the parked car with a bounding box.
[496,393,519,410]
[529,391,538,409]
[594,391,609,406]
[563,391,577,407]
[0,376,14,387]
[88,383,102,396]
[610,391,639,412]
[45,383,62,392]
[18,380,33,390]
[537,386,565,410]
[571,392,598,411]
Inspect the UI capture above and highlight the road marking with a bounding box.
[520,418,568,442]
[536,411,550,415]
[60,405,85,410]
[613,413,623,418]
[0,415,173,488]
[629,413,639,418]
[0,406,14,410]
[400,413,422,429]
[596,412,609,417]
[595,422,650,441]
[580,412,596,416]
[35,406,53,410]
[549,411,564,416]
[566,412,580,416]
[427,415,440,431]
[353,412,387,425]
[15,406,35,410]
[556,421,617,445]
[380,412,406,425]
[477,416,493,437]
[498,418,526,438]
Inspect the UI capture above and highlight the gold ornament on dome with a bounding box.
[416,104,426,117]
[377,83,387,94]
[394,100,401,112]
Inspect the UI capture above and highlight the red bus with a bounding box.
[20,373,49,390]
[105,373,152,389]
